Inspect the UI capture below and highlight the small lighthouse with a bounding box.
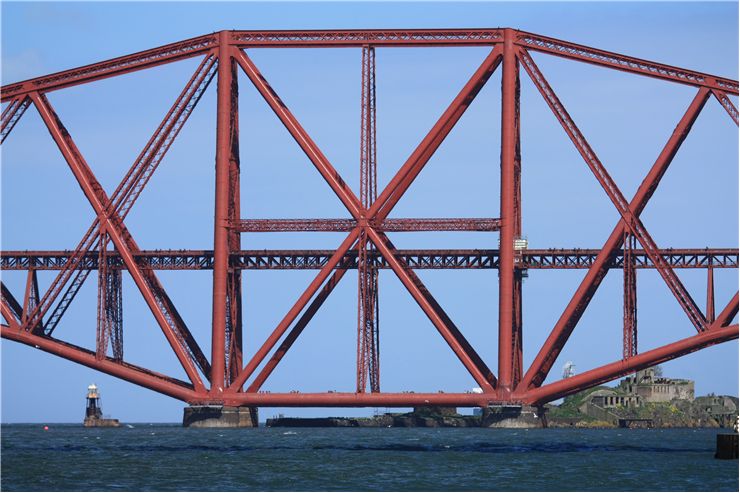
[85,384,102,420]
[83,384,120,427]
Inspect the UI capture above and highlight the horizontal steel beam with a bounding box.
[3,29,736,103]
[234,218,502,232]
[2,248,736,271]
[216,391,496,407]
[231,29,504,47]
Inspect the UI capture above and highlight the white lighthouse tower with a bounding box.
[83,383,120,427]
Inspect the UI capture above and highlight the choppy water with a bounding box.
[1,424,737,491]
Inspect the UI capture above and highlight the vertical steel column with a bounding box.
[225,48,242,388]
[706,265,715,324]
[498,29,521,397]
[109,267,124,362]
[211,31,234,393]
[97,240,124,362]
[512,270,523,386]
[357,225,369,392]
[96,233,110,360]
[511,54,523,389]
[623,233,637,359]
[358,45,380,393]
[95,235,123,361]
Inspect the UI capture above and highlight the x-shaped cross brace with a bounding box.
[228,45,504,393]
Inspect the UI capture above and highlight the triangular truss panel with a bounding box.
[236,51,356,224]
[249,269,359,394]
[244,48,362,196]
[1,103,96,250]
[376,46,500,219]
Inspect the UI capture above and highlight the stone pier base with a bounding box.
[481,405,546,428]
[183,406,258,428]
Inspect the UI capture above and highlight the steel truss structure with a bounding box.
[1,29,737,408]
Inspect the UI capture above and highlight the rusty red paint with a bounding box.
[1,29,736,407]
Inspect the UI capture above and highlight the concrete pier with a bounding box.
[183,406,258,428]
[481,405,546,428]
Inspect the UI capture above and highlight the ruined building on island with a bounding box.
[586,367,694,409]
[560,366,739,428]
[618,367,694,403]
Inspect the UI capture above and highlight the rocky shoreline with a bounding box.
[267,405,550,428]
[267,413,737,429]
[266,396,739,429]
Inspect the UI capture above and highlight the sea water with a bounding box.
[1,424,737,491]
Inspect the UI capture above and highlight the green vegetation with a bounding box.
[578,420,613,428]
[548,391,738,428]
[547,386,611,419]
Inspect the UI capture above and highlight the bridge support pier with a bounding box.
[481,405,546,428]
[182,405,258,428]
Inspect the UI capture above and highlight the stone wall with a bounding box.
[579,402,620,424]
[636,380,694,403]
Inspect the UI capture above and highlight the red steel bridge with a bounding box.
[1,29,737,409]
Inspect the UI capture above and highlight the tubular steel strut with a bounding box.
[1,28,737,408]
[357,44,380,393]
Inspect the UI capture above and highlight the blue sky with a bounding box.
[1,1,738,422]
